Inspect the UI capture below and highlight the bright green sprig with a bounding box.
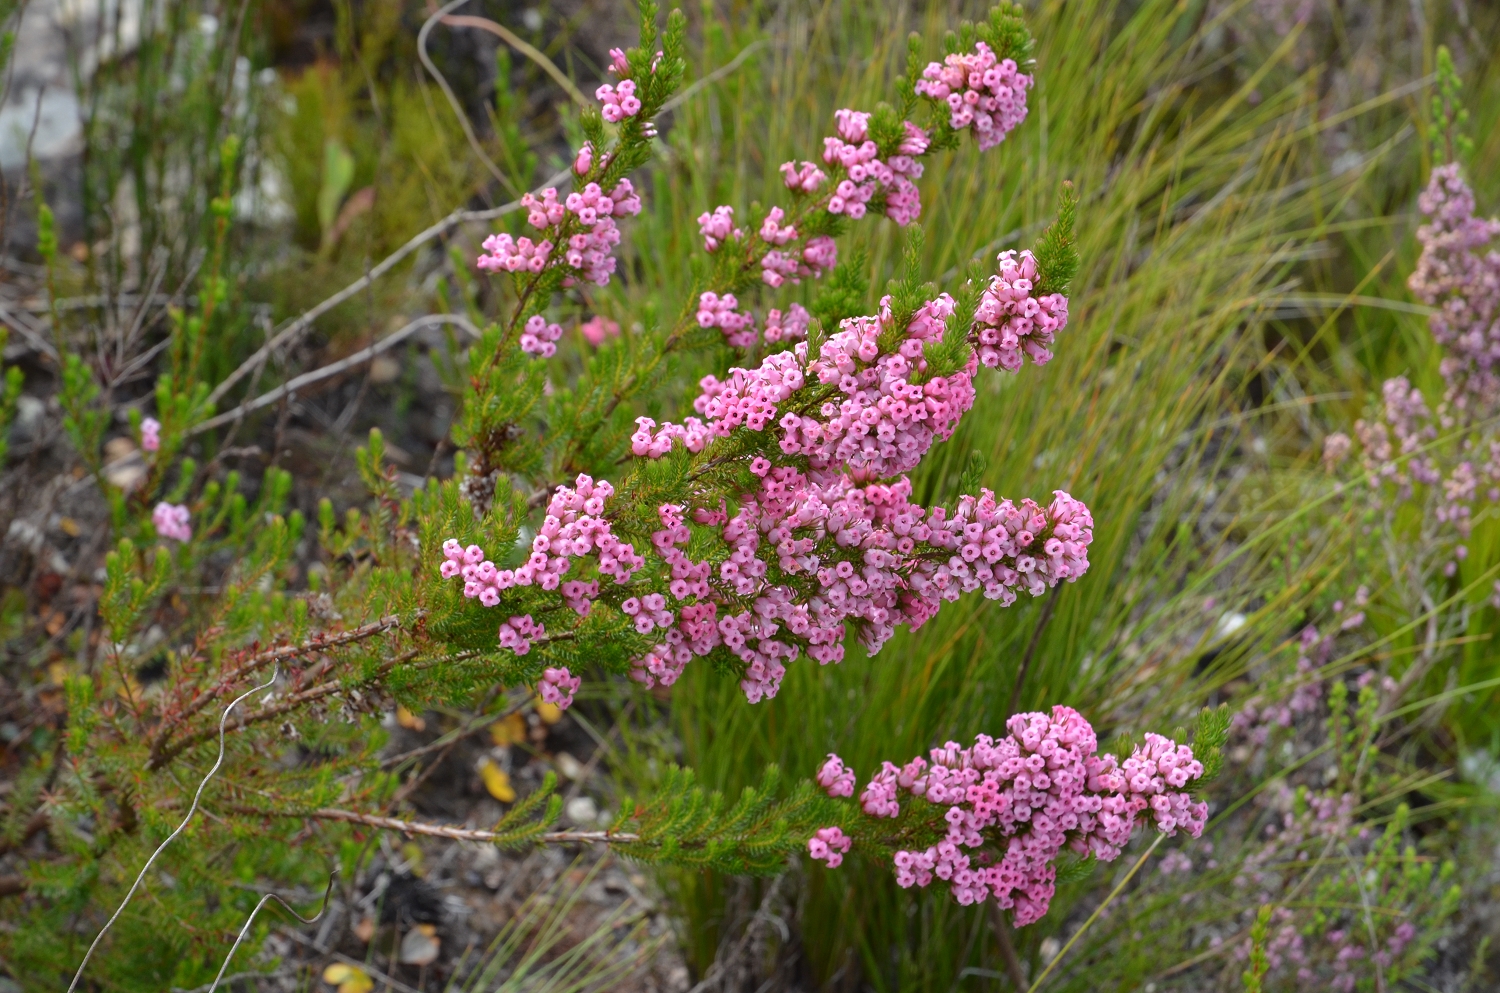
[1241,904,1272,993]
[1430,46,1473,166]
[1033,181,1080,297]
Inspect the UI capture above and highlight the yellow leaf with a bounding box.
[478,757,516,802]
[58,517,80,537]
[396,705,426,731]
[340,970,374,993]
[321,964,352,985]
[534,698,562,725]
[400,842,424,875]
[489,712,526,746]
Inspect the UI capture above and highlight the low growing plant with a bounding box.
[4,3,1243,989]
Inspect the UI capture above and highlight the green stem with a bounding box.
[1026,833,1164,993]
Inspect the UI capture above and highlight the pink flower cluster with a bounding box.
[915,42,1032,151]
[538,665,581,709]
[815,708,1205,925]
[438,476,645,613]
[761,235,837,288]
[819,110,927,225]
[520,315,564,358]
[478,232,551,274]
[815,753,856,797]
[781,294,975,476]
[696,291,756,348]
[633,292,973,476]
[698,205,742,252]
[153,502,191,542]
[498,614,544,655]
[595,77,641,122]
[1409,163,1500,409]
[807,826,852,868]
[973,250,1069,371]
[780,160,827,193]
[763,303,810,345]
[759,206,797,246]
[140,416,161,452]
[624,468,1090,702]
[479,180,642,288]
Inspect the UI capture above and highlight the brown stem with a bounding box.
[251,806,639,846]
[989,902,1028,990]
[1009,586,1061,716]
[148,647,420,771]
[149,613,413,767]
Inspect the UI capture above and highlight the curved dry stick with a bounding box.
[201,183,562,411]
[418,0,520,196]
[205,870,338,993]
[437,8,589,109]
[202,40,762,415]
[67,668,280,993]
[295,806,639,845]
[192,314,481,434]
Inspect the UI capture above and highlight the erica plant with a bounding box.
[8,3,1228,988]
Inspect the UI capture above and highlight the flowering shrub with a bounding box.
[0,3,1256,988]
[808,707,1210,925]
[438,2,1090,712]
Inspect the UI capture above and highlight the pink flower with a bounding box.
[698,205,742,252]
[538,665,581,708]
[695,291,756,348]
[479,177,642,288]
[1409,164,1500,409]
[854,709,1205,924]
[816,753,857,797]
[779,160,827,193]
[153,502,191,542]
[140,417,161,453]
[499,614,544,656]
[914,42,1032,151]
[596,78,642,122]
[762,304,810,344]
[807,826,852,868]
[519,314,564,358]
[973,249,1068,371]
[579,315,621,346]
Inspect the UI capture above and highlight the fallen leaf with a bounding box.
[478,757,516,802]
[352,916,376,943]
[400,841,425,876]
[322,963,373,993]
[58,517,80,537]
[534,698,562,725]
[398,924,441,966]
[396,705,426,731]
[489,712,526,746]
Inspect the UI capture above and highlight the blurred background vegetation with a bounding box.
[1,0,1498,990]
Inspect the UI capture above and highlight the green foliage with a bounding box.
[58,353,105,475]
[1241,904,1272,993]
[0,329,21,466]
[1430,45,1473,165]
[614,764,842,874]
[1032,181,1079,297]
